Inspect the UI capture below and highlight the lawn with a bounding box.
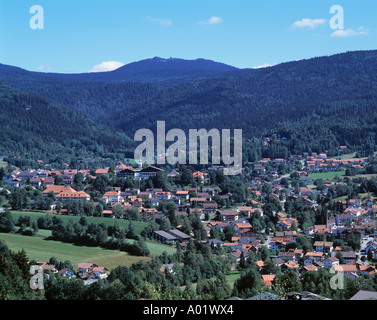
[0,232,175,270]
[10,211,148,235]
[308,171,345,181]
[124,158,137,164]
[352,173,377,180]
[0,160,7,168]
[180,271,241,293]
[0,232,151,269]
[338,152,358,160]
[338,152,372,161]
[224,271,241,288]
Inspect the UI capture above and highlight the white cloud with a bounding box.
[145,16,173,27]
[89,61,125,73]
[331,26,369,37]
[198,16,223,25]
[36,64,51,71]
[252,63,274,69]
[291,18,327,30]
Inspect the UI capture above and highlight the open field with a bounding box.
[333,195,349,202]
[338,152,359,160]
[124,158,137,164]
[352,173,377,180]
[0,160,7,168]
[224,271,241,288]
[0,232,175,269]
[0,232,150,269]
[308,171,345,181]
[10,211,148,235]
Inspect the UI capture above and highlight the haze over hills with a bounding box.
[1,50,377,163]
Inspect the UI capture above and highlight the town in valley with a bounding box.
[2,143,377,301]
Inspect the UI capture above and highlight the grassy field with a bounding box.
[338,152,358,160]
[0,160,7,168]
[0,231,175,270]
[3,211,176,270]
[333,195,349,202]
[308,171,345,181]
[337,152,376,161]
[0,232,150,269]
[224,271,241,288]
[352,173,377,180]
[10,211,148,235]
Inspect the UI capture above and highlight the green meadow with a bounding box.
[0,232,175,270]
[10,210,148,235]
[308,171,345,181]
[1,211,176,270]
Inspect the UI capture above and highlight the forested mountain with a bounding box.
[0,80,135,165]
[47,57,240,84]
[1,50,377,164]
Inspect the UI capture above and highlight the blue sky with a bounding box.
[0,0,376,73]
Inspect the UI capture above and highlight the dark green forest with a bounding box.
[1,50,377,165]
[0,80,136,165]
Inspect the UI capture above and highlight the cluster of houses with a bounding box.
[33,262,108,284]
[3,168,91,189]
[3,163,168,189]
[253,148,365,173]
[303,153,366,173]
[5,149,377,284]
[101,186,219,210]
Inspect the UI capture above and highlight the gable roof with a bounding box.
[350,290,377,300]
[56,191,90,198]
[42,185,76,194]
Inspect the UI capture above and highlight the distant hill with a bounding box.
[2,50,377,162]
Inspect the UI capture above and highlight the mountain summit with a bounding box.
[47,57,239,84]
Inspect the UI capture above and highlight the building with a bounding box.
[314,241,333,253]
[202,203,218,214]
[102,191,124,204]
[56,190,91,204]
[138,166,165,180]
[42,185,76,197]
[154,230,178,244]
[335,214,355,226]
[216,210,239,222]
[117,167,139,179]
[350,290,377,300]
[323,257,339,268]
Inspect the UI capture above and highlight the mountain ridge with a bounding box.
[1,49,377,163]
[0,57,240,84]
